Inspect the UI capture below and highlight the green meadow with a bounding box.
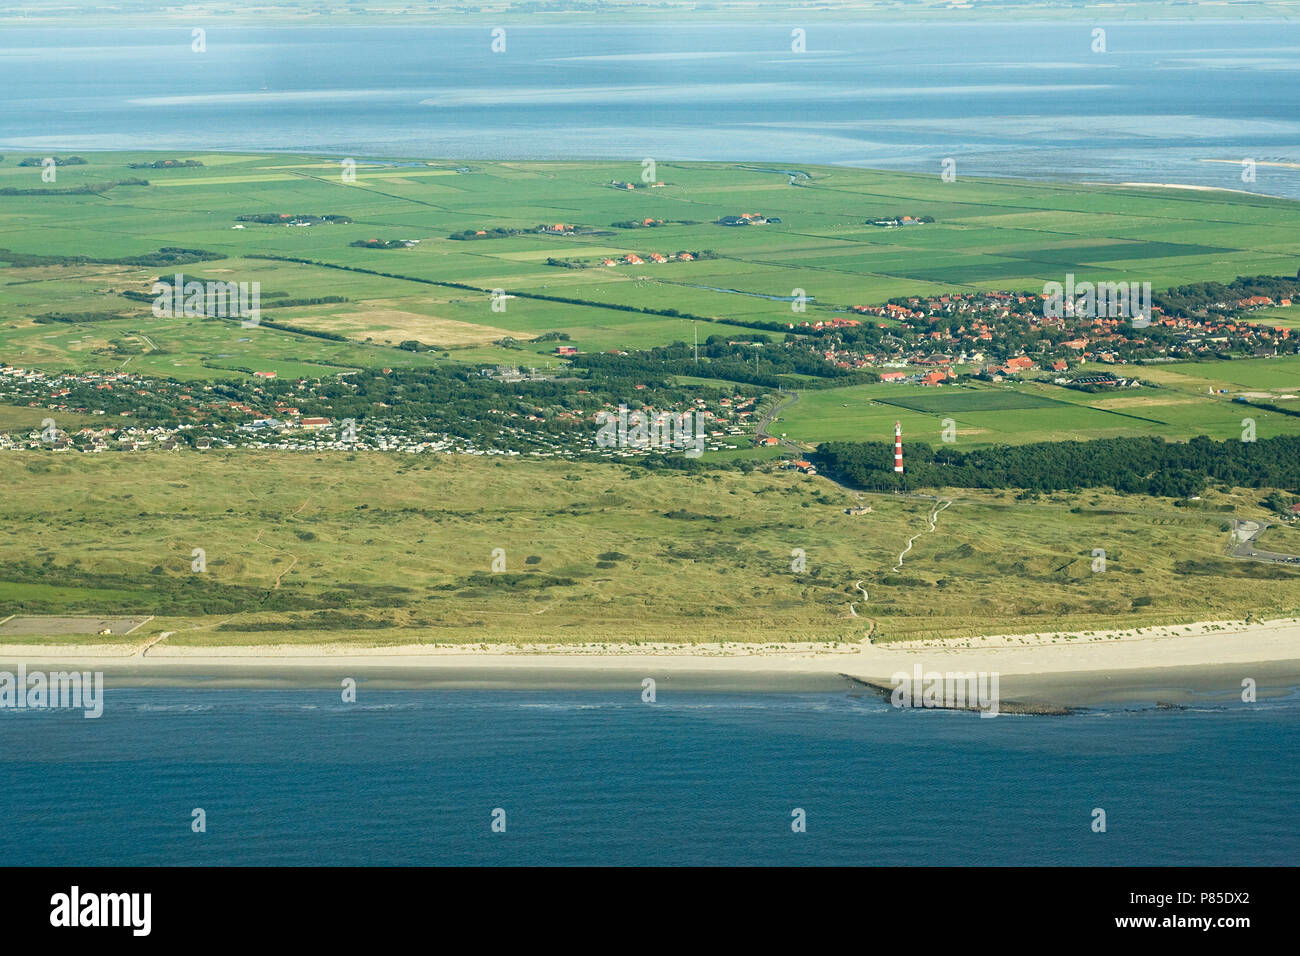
[773,361,1300,448]
[4,152,1300,385]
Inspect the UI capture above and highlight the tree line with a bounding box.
[817,434,1300,496]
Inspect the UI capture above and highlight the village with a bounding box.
[0,363,758,460]
[791,287,1299,380]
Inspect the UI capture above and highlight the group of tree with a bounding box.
[0,178,148,196]
[1,245,218,270]
[349,238,410,249]
[571,336,879,390]
[16,156,87,166]
[448,227,523,240]
[867,215,936,226]
[32,311,125,324]
[818,434,1300,497]
[1153,275,1300,318]
[609,219,698,229]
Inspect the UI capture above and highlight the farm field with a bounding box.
[4,152,1300,384]
[773,367,1300,447]
[1137,355,1300,393]
[1,451,1296,646]
[1248,304,1300,329]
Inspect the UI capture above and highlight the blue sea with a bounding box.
[1,687,1296,866]
[1,20,1299,195]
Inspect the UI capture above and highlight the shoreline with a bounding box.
[0,146,1291,204]
[4,617,1298,707]
[1079,180,1289,199]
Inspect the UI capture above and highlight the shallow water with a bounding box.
[2,686,1296,865]
[2,21,1298,195]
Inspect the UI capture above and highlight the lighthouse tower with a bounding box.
[893,421,904,473]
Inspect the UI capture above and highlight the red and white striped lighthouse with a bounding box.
[893,421,904,473]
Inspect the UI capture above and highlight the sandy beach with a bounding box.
[3,617,1298,706]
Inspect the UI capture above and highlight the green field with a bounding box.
[4,152,1300,384]
[773,365,1300,448]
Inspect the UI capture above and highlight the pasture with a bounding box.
[4,152,1300,383]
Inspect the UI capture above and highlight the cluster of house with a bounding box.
[878,367,962,386]
[867,216,930,227]
[478,365,555,383]
[474,391,756,458]
[1239,295,1292,309]
[717,213,780,226]
[835,289,1296,367]
[598,251,696,267]
[610,180,666,190]
[1,423,186,453]
[355,238,420,248]
[851,290,1049,324]
[237,415,333,433]
[1063,374,1144,389]
[0,365,377,454]
[792,317,863,330]
[0,359,763,460]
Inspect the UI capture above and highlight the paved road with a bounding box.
[1230,519,1300,564]
[755,390,805,455]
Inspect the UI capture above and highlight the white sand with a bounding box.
[3,617,1298,687]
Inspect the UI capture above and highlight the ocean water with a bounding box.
[1,687,1296,866]
[1,20,1299,195]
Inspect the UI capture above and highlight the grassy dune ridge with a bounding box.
[2,451,1296,646]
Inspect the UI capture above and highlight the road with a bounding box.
[1230,519,1300,565]
[755,389,806,456]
